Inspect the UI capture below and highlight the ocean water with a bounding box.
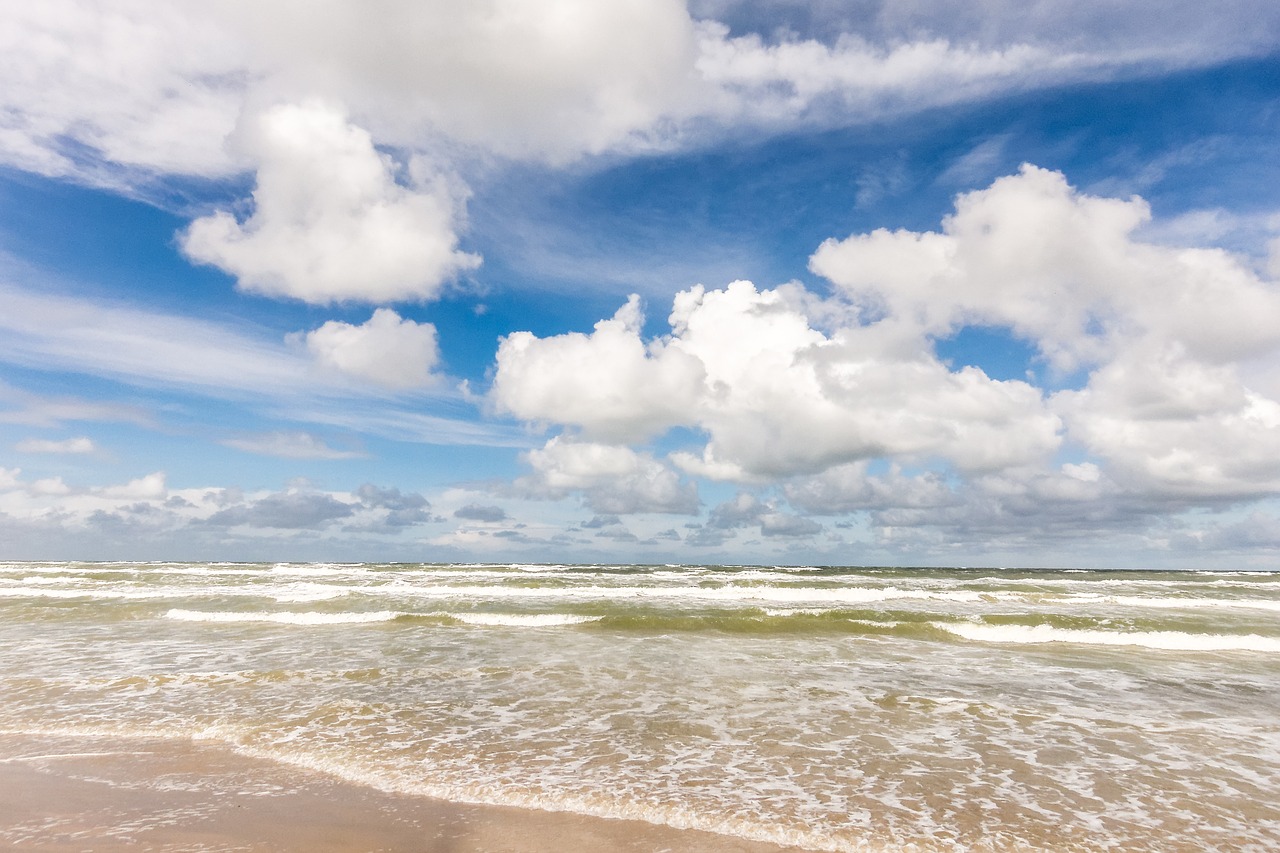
[2,561,1279,851]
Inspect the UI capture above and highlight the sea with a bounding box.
[2,561,1279,851]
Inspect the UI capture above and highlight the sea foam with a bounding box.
[445,613,603,627]
[164,609,399,625]
[938,621,1280,652]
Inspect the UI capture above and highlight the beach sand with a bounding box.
[0,733,815,852]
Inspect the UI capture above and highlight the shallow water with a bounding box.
[2,561,1279,851]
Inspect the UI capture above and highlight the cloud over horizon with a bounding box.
[490,166,1280,554]
[1,3,1279,565]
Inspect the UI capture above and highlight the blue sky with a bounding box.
[2,1,1280,566]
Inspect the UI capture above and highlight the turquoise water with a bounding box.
[2,562,1279,850]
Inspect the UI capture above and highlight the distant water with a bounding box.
[3,561,1279,851]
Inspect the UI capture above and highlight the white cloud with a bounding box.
[1055,344,1280,498]
[214,0,702,162]
[811,165,1280,371]
[29,477,70,496]
[495,280,1059,481]
[492,295,704,442]
[15,437,96,454]
[221,431,367,460]
[759,511,822,538]
[100,472,167,500]
[672,280,1059,478]
[0,277,314,397]
[0,380,151,429]
[0,0,246,180]
[0,472,446,559]
[785,463,960,515]
[694,0,1280,61]
[0,273,517,450]
[182,101,479,304]
[517,436,699,515]
[304,309,441,389]
[694,25,1079,125]
[685,491,823,544]
[811,166,1280,499]
[494,167,1280,506]
[936,135,1011,187]
[453,504,509,523]
[6,2,1278,186]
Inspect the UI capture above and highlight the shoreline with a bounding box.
[0,732,820,852]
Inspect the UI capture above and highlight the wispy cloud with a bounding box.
[0,278,315,398]
[15,436,96,454]
[221,431,368,460]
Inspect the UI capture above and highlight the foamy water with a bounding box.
[2,561,1279,851]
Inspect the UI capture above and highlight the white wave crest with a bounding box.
[1107,595,1280,613]
[938,622,1280,652]
[447,613,602,627]
[0,587,175,600]
[164,609,399,625]
[383,584,987,606]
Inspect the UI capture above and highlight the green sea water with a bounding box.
[2,562,1279,851]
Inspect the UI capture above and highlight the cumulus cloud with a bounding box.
[517,436,699,515]
[453,504,509,523]
[810,165,1280,370]
[759,511,823,538]
[0,474,447,558]
[704,492,766,530]
[684,492,822,544]
[304,309,441,389]
[812,165,1280,498]
[785,463,960,515]
[495,279,1059,481]
[29,477,70,497]
[354,483,436,526]
[100,472,167,500]
[206,491,356,529]
[493,166,1280,508]
[492,295,704,442]
[356,484,429,511]
[181,100,479,304]
[15,437,96,454]
[1055,345,1280,498]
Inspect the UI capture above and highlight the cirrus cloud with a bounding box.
[15,437,96,454]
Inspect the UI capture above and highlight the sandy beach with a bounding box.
[0,733,812,853]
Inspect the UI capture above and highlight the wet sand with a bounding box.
[0,733,815,852]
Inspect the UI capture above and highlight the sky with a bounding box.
[2,1,1280,567]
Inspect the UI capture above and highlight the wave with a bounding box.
[0,586,177,600]
[164,609,400,625]
[380,583,993,606]
[1106,595,1280,613]
[937,622,1280,652]
[162,609,603,629]
[445,613,603,627]
[232,745,853,853]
